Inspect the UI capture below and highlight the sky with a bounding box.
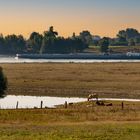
[0,0,140,38]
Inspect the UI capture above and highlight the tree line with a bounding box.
[0,26,88,54]
[0,27,140,54]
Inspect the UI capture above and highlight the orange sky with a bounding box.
[0,0,140,38]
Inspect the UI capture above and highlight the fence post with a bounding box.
[16,101,19,109]
[121,102,124,110]
[64,101,68,109]
[40,101,43,109]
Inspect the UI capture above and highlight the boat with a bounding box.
[15,52,140,60]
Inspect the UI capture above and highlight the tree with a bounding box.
[117,30,128,46]
[134,36,140,45]
[44,26,58,38]
[128,38,135,46]
[40,26,58,54]
[79,30,92,45]
[5,34,26,53]
[27,32,43,53]
[125,28,139,40]
[0,67,7,97]
[117,28,140,46]
[0,34,5,53]
[99,37,109,53]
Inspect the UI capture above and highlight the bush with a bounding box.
[0,67,8,97]
[99,37,109,53]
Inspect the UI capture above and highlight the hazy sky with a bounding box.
[0,0,140,38]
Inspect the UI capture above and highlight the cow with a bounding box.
[87,93,98,101]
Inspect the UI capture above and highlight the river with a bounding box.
[0,55,140,63]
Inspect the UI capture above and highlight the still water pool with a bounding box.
[0,95,139,109]
[0,95,85,109]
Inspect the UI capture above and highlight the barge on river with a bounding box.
[16,52,140,60]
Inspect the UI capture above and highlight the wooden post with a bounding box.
[40,101,43,109]
[121,102,124,110]
[16,101,19,109]
[64,101,68,109]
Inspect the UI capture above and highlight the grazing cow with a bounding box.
[88,93,98,101]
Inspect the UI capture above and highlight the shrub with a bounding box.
[0,67,8,97]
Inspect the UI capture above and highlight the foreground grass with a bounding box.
[1,63,140,98]
[1,62,140,139]
[0,101,140,140]
[1,101,139,123]
[0,122,140,140]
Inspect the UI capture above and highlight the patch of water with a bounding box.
[0,95,85,109]
[0,56,140,63]
[0,95,139,109]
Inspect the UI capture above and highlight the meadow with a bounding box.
[1,63,140,98]
[87,45,140,54]
[0,63,140,139]
[0,101,139,140]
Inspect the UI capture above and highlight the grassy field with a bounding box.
[87,46,140,53]
[0,122,139,140]
[0,63,140,139]
[0,101,140,139]
[0,101,139,139]
[1,63,140,98]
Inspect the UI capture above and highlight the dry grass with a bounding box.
[1,63,140,98]
[0,101,139,139]
[87,45,140,53]
[0,62,140,139]
[0,122,139,140]
[0,101,139,124]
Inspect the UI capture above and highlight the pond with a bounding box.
[0,95,140,109]
[0,95,86,109]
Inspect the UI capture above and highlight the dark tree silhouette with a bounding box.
[0,27,140,54]
[79,30,92,45]
[0,67,7,97]
[27,32,43,53]
[99,37,109,53]
[5,34,26,53]
[40,26,58,54]
[0,34,5,53]
[116,28,140,46]
[44,26,58,38]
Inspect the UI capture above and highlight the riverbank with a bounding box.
[1,63,140,98]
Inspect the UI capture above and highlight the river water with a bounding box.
[0,95,140,109]
[0,55,140,63]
